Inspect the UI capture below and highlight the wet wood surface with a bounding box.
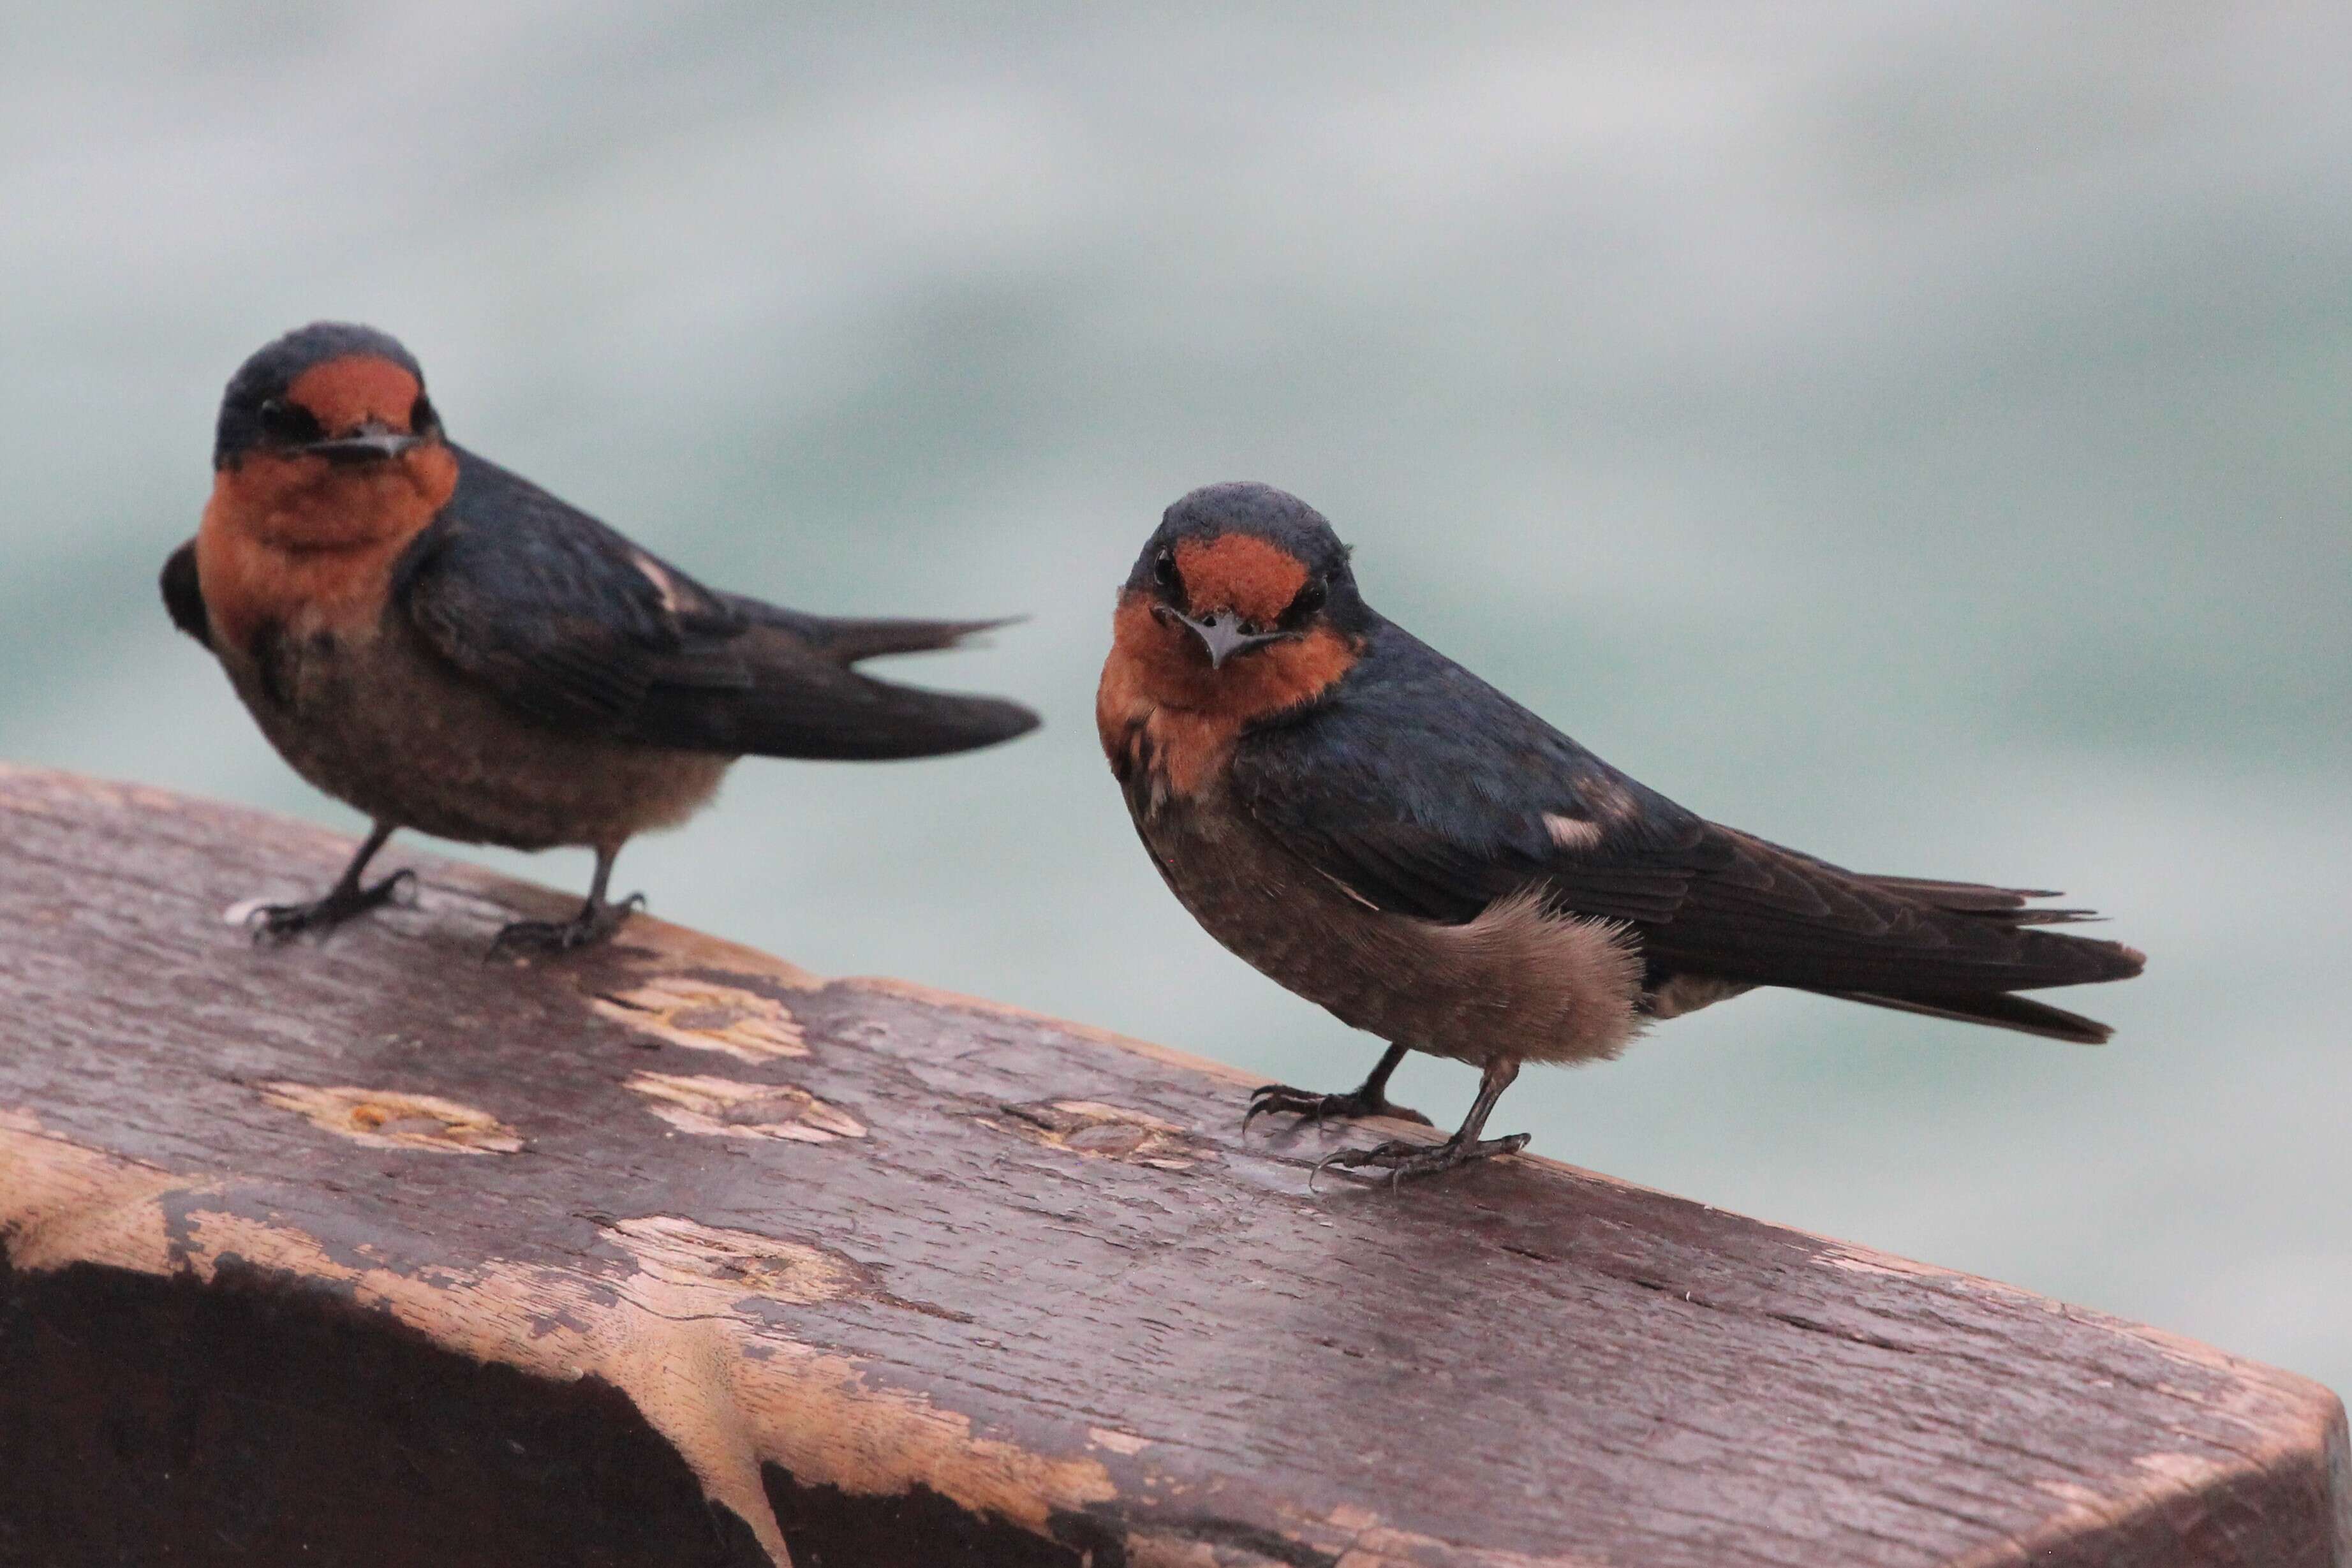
[0,762,2344,1567]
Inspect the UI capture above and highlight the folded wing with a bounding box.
[160,541,209,643]
[1229,623,2141,1042]
[394,448,1037,760]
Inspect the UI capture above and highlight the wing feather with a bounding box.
[396,448,1035,758]
[1229,619,2140,1004]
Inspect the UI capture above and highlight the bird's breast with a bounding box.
[1096,647,1243,818]
[1097,595,1361,818]
[195,448,455,656]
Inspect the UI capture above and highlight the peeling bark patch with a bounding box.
[3,1125,1115,1567]
[626,1072,865,1143]
[603,1217,868,1308]
[991,1100,1215,1170]
[602,1216,970,1325]
[595,976,808,1061]
[1090,1428,1153,1456]
[0,1108,182,1274]
[259,1084,522,1155]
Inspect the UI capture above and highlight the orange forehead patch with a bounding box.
[287,354,422,434]
[1172,533,1309,625]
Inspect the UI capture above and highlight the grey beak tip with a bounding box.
[1176,609,1285,668]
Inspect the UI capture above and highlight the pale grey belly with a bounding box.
[223,619,731,852]
[1136,797,1642,1067]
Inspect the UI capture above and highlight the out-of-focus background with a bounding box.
[3,5,2344,1396]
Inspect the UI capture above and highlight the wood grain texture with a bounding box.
[0,762,2343,1568]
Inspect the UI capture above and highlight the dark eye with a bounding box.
[1287,577,1328,622]
[1152,549,1178,588]
[410,394,437,433]
[256,397,320,443]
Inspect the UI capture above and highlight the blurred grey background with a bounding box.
[3,5,2346,1398]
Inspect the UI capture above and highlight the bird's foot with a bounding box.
[1313,1130,1530,1187]
[1245,1082,1433,1131]
[487,893,646,960]
[248,870,417,944]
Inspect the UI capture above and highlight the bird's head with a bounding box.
[215,322,445,471]
[207,322,456,550]
[1110,483,1368,716]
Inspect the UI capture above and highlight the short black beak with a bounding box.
[299,421,422,464]
[1169,607,1290,669]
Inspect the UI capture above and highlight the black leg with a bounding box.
[249,822,412,943]
[1315,1058,1530,1185]
[1245,1042,1433,1130]
[488,845,644,959]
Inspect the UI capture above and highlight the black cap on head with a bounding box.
[214,322,426,470]
[1145,482,1351,578]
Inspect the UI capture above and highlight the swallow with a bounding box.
[1097,482,2145,1182]
[163,322,1039,954]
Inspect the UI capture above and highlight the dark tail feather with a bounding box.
[1858,866,2148,987]
[2004,928,2147,987]
[818,614,1023,665]
[1861,873,2101,925]
[792,674,1040,760]
[638,608,1038,760]
[729,596,1023,665]
[1817,989,2116,1044]
[1865,874,2059,905]
[655,661,1039,761]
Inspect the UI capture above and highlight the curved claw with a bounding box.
[485,892,646,961]
[245,868,417,945]
[1244,1082,1432,1134]
[1312,1132,1532,1188]
[1312,1139,1415,1186]
[1242,1083,1321,1131]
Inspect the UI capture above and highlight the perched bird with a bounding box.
[165,322,1038,953]
[1097,482,2145,1182]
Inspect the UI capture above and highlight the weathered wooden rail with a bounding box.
[0,762,2343,1567]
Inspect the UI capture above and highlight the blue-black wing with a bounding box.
[1228,623,1714,928]
[1228,621,2141,1020]
[161,540,209,643]
[393,448,1037,758]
